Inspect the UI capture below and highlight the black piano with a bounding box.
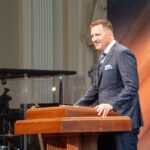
[0,68,76,80]
[0,68,77,149]
[0,68,76,103]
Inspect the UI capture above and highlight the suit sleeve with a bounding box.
[110,50,139,111]
[74,76,98,106]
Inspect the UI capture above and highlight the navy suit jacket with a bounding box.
[75,42,144,129]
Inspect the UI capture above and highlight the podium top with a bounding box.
[26,105,119,119]
[15,106,131,135]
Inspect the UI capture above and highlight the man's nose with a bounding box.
[92,36,97,42]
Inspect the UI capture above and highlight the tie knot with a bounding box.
[99,52,106,64]
[102,52,106,57]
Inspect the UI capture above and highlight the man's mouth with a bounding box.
[95,42,101,47]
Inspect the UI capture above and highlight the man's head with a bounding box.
[90,19,114,52]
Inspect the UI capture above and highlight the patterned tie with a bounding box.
[99,52,106,65]
[97,52,106,77]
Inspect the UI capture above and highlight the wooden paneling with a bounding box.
[15,106,131,150]
[15,116,131,134]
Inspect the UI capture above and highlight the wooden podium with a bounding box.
[15,106,131,150]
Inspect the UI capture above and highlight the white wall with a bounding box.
[0,0,20,68]
[0,0,107,107]
[0,0,21,108]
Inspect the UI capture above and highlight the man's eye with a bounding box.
[96,34,101,36]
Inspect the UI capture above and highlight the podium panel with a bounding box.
[45,134,98,150]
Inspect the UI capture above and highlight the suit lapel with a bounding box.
[98,50,113,78]
[97,43,118,82]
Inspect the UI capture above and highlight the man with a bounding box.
[74,19,143,150]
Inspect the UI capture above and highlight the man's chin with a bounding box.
[95,46,102,51]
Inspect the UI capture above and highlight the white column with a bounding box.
[66,0,95,89]
[18,0,32,105]
[32,0,54,103]
[53,0,64,69]
[32,0,53,69]
[19,0,55,104]
[18,0,106,105]
[20,0,32,68]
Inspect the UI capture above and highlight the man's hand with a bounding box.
[95,103,113,117]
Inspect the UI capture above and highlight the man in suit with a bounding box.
[74,19,143,150]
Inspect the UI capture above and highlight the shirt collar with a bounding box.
[103,40,116,54]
